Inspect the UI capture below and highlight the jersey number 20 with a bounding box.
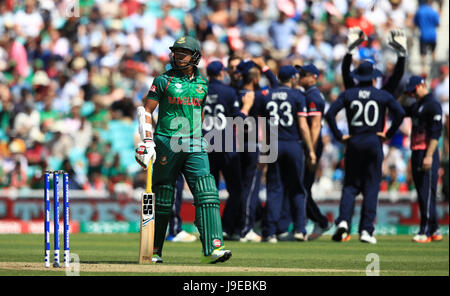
[350,100,379,127]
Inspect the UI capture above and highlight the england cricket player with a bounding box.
[325,61,405,244]
[403,76,444,243]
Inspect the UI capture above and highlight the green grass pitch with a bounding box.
[0,234,447,276]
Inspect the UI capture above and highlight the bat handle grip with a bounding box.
[146,157,153,193]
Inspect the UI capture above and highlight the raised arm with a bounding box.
[342,53,355,90]
[252,57,279,88]
[383,29,408,95]
[342,28,366,90]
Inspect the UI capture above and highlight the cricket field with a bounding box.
[0,234,448,276]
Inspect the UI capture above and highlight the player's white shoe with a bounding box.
[308,222,332,241]
[202,247,232,264]
[294,232,308,242]
[239,229,262,242]
[152,254,163,263]
[223,232,239,241]
[277,232,293,241]
[360,230,377,244]
[263,235,278,243]
[171,230,197,242]
[412,234,431,243]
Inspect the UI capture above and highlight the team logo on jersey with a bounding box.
[213,239,221,248]
[434,114,442,121]
[150,85,157,93]
[196,85,204,94]
[173,83,183,93]
[309,102,317,111]
[159,156,168,166]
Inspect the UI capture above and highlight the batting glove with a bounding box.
[347,27,366,55]
[135,138,156,170]
[388,29,407,57]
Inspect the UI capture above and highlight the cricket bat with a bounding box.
[138,157,155,264]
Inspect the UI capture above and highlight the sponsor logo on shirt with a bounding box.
[168,96,203,106]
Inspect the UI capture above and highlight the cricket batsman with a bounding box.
[134,36,232,264]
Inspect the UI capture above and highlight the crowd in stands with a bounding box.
[0,0,448,201]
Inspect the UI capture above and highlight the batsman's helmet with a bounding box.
[169,36,202,69]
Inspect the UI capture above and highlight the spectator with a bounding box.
[13,0,43,39]
[0,1,13,37]
[86,134,104,177]
[268,0,298,59]
[0,0,447,201]
[128,2,157,37]
[10,159,28,189]
[304,30,333,65]
[238,8,269,57]
[433,65,449,121]
[185,0,212,28]
[414,0,440,75]
[345,0,375,38]
[150,26,175,63]
[160,1,183,37]
[61,157,83,190]
[120,0,142,17]
[6,33,29,78]
[48,27,70,59]
[13,101,40,144]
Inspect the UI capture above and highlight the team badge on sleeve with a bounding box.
[196,85,204,94]
[434,115,442,122]
[150,85,157,93]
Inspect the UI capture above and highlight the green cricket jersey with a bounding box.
[146,68,208,138]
